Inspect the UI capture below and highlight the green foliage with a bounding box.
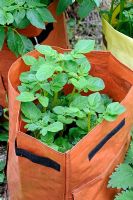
[102,0,133,38]
[108,140,133,200]
[57,0,101,18]
[0,0,55,56]
[17,40,125,153]
[0,106,9,184]
[0,160,6,184]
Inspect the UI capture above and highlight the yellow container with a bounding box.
[102,18,133,70]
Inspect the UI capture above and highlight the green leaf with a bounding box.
[88,92,105,113]
[38,96,49,107]
[70,77,88,91]
[17,34,33,55]
[49,143,59,151]
[40,82,53,95]
[108,163,133,189]
[15,0,25,5]
[0,172,5,183]
[0,26,5,50]
[20,72,37,83]
[87,76,105,91]
[36,63,55,81]
[17,92,35,102]
[0,8,6,25]
[41,132,54,145]
[125,142,133,165]
[40,127,48,136]
[105,102,126,116]
[66,107,80,115]
[51,73,68,92]
[22,55,37,65]
[25,123,41,132]
[0,160,6,171]
[26,9,45,29]
[48,122,63,132]
[103,114,118,122]
[77,0,96,18]
[70,95,88,110]
[0,132,8,142]
[54,137,72,152]
[101,94,112,107]
[6,12,14,24]
[77,57,91,75]
[93,0,101,7]
[56,0,73,15]
[58,115,73,124]
[76,118,88,131]
[115,190,133,200]
[53,106,66,115]
[69,127,86,138]
[7,27,19,56]
[74,39,95,54]
[64,60,78,73]
[14,10,25,25]
[21,102,42,122]
[36,7,55,22]
[13,16,30,29]
[35,45,57,56]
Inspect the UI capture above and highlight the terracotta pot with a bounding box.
[0,0,69,107]
[7,48,133,199]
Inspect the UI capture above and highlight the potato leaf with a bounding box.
[74,39,95,54]
[17,92,35,102]
[36,63,55,81]
[21,102,42,122]
[22,55,37,66]
[48,122,63,132]
[38,96,49,107]
[26,9,45,29]
[105,102,126,116]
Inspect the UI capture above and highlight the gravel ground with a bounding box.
[66,1,111,49]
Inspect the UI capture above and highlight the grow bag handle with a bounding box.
[15,140,60,172]
[88,118,126,160]
[29,23,54,45]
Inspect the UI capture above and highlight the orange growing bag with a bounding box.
[0,0,68,108]
[7,48,133,200]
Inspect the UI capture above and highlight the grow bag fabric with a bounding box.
[0,0,69,107]
[102,18,133,70]
[7,49,133,200]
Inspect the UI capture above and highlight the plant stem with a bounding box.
[71,87,75,96]
[116,0,125,30]
[53,92,58,107]
[109,0,115,24]
[88,112,91,131]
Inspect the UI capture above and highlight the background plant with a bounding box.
[102,0,133,38]
[17,40,125,152]
[108,137,133,200]
[57,0,101,19]
[0,106,8,185]
[0,0,55,56]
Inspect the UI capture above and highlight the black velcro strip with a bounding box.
[15,142,60,172]
[30,23,54,45]
[88,118,125,160]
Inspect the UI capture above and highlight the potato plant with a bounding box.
[0,0,55,56]
[17,40,126,152]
